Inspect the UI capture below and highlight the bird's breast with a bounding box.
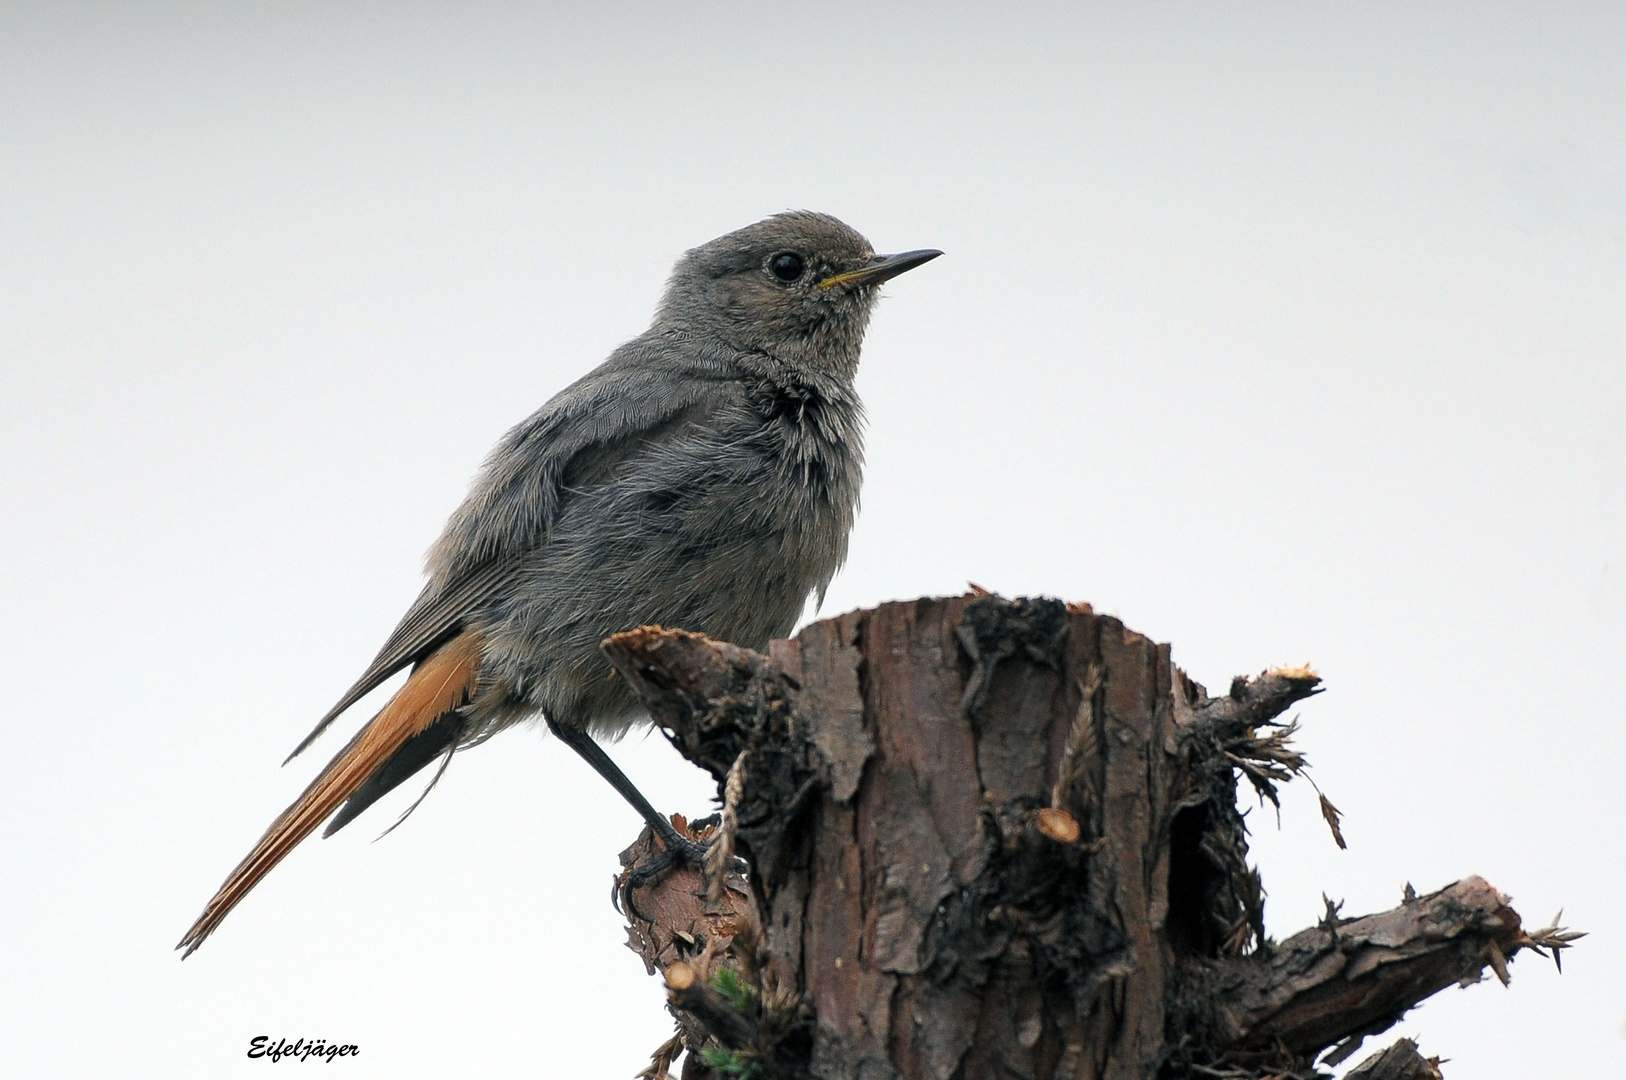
[743,381,863,536]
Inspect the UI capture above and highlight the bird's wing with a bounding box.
[283,558,518,763]
[280,338,741,768]
[177,627,483,956]
[422,343,737,584]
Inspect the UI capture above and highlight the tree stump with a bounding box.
[605,594,1577,1080]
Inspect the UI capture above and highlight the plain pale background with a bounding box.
[2,3,1622,1077]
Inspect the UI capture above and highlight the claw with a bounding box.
[617,830,713,919]
[628,833,712,888]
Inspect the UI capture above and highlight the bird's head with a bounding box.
[655,211,940,378]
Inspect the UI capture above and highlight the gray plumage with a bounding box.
[179,211,938,956]
[299,209,933,769]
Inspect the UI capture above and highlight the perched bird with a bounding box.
[178,211,940,956]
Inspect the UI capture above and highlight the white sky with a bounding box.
[2,3,1622,1077]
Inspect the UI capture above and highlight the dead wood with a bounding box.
[603,594,1575,1079]
[1193,877,1520,1071]
[1339,1038,1442,1080]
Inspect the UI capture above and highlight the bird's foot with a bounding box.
[614,813,721,917]
[626,832,712,888]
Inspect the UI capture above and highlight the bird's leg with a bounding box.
[544,716,710,882]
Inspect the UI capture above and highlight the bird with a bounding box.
[177,211,940,956]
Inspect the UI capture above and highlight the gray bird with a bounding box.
[178,211,940,955]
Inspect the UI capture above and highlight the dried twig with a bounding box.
[1514,910,1587,973]
[1051,668,1101,812]
[705,752,748,903]
[635,1032,684,1080]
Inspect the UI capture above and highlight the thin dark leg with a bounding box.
[545,715,710,875]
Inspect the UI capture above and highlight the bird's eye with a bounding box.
[769,252,805,283]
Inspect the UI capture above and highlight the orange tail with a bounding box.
[177,628,482,957]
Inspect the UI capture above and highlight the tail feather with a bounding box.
[177,628,482,957]
[323,711,465,838]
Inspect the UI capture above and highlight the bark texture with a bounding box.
[606,595,1569,1080]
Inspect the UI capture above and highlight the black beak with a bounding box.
[818,248,943,291]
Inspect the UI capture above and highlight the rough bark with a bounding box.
[606,595,1573,1080]
[1339,1039,1441,1080]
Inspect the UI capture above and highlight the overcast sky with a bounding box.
[3,4,1623,1077]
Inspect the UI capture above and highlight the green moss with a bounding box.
[699,1046,764,1079]
[712,966,757,1014]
